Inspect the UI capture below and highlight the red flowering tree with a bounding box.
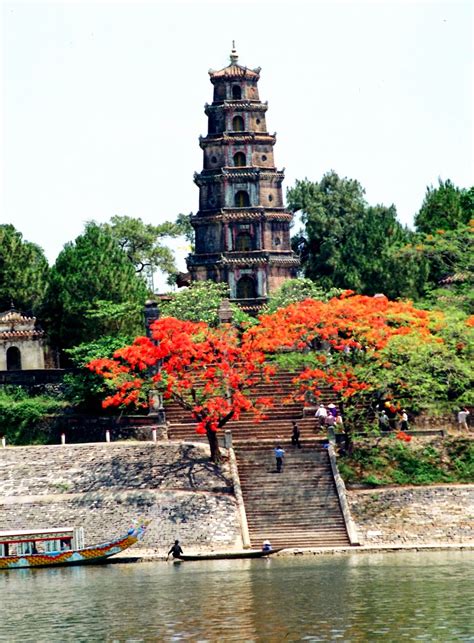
[88,317,273,462]
[245,293,442,448]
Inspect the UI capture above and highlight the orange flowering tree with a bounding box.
[245,292,449,447]
[88,317,273,462]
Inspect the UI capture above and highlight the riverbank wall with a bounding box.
[1,442,473,554]
[0,442,242,554]
[347,485,474,546]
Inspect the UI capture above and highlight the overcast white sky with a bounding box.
[1,0,473,281]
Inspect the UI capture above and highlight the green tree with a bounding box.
[63,335,135,411]
[393,223,473,311]
[159,281,229,325]
[174,212,195,249]
[42,223,148,354]
[99,215,189,288]
[265,278,343,313]
[414,179,473,234]
[289,172,409,296]
[0,224,50,313]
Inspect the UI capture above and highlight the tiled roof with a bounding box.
[205,102,268,113]
[0,330,44,340]
[0,308,43,339]
[192,211,293,224]
[222,254,299,267]
[194,168,284,185]
[199,133,276,147]
[0,310,36,323]
[209,64,261,81]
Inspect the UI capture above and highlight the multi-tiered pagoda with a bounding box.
[187,46,299,311]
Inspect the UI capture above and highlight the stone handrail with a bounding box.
[228,442,251,549]
[327,443,360,546]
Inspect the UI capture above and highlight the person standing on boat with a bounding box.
[274,445,285,473]
[167,540,183,560]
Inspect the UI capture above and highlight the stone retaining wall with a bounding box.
[348,485,474,546]
[32,415,169,444]
[0,442,242,554]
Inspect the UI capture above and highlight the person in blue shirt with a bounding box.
[274,445,285,473]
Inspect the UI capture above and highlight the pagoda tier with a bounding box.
[187,46,299,307]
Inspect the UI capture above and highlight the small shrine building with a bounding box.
[0,307,47,370]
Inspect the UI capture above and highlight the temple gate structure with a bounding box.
[187,46,299,312]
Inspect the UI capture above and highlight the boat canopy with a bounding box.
[0,528,75,540]
[0,527,84,556]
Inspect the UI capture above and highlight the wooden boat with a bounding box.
[176,548,283,561]
[0,522,147,570]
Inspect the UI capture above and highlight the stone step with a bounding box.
[248,527,348,537]
[249,526,347,536]
[249,534,350,544]
[250,539,349,548]
[247,518,346,527]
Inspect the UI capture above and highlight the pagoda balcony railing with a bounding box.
[231,298,268,314]
[225,250,267,259]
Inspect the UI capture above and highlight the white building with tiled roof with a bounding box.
[0,307,46,370]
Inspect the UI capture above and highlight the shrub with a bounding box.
[363,474,386,487]
[0,388,65,445]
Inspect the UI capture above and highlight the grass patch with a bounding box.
[339,436,474,486]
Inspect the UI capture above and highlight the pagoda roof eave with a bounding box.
[199,133,276,148]
[191,207,292,221]
[209,64,261,82]
[205,101,268,113]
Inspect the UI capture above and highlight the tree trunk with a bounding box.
[206,427,221,464]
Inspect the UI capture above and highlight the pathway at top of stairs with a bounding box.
[166,370,337,443]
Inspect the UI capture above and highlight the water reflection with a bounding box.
[0,551,473,641]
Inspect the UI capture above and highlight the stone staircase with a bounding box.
[235,442,350,548]
[165,369,352,549]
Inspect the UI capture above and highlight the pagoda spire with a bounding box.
[230,41,238,65]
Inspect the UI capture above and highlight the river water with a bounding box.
[0,551,473,642]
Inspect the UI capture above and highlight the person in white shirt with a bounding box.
[315,404,328,428]
[400,410,409,431]
[458,408,470,432]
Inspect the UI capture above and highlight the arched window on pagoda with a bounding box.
[235,232,252,251]
[232,115,244,132]
[236,275,257,299]
[232,85,242,100]
[234,190,250,207]
[6,346,22,371]
[233,152,246,167]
